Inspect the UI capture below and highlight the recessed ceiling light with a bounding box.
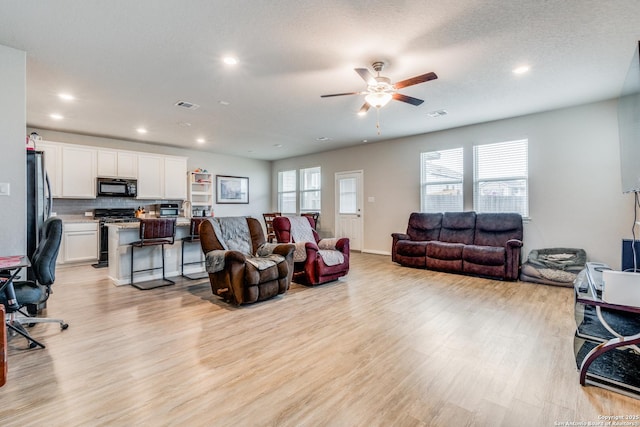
[316,136,331,142]
[49,113,63,120]
[273,144,283,148]
[513,65,530,75]
[58,93,75,101]
[136,127,148,134]
[219,100,230,106]
[196,138,206,144]
[223,56,238,65]
[178,122,192,127]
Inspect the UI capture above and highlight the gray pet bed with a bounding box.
[519,247,587,287]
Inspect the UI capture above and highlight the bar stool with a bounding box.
[181,217,208,280]
[130,218,176,290]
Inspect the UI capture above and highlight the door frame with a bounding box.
[335,170,364,251]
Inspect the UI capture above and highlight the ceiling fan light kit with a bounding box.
[364,92,393,108]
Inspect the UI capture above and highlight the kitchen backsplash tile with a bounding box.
[53,198,184,216]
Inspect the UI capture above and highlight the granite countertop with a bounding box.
[106,217,192,228]
[56,215,99,223]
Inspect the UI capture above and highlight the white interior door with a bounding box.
[335,170,363,251]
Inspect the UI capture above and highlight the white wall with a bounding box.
[27,129,272,221]
[26,99,632,267]
[273,99,633,268]
[0,45,26,256]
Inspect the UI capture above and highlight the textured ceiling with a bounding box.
[1,1,640,160]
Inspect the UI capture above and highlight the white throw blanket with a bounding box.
[287,216,344,266]
[206,217,285,273]
[211,217,251,254]
[288,216,316,243]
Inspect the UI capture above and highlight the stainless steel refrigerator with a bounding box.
[26,150,52,280]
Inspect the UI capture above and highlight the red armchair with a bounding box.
[272,216,349,285]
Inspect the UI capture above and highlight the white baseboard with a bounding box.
[361,249,391,256]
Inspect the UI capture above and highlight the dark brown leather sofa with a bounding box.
[392,211,523,280]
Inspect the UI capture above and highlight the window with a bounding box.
[300,166,321,212]
[277,170,297,214]
[421,148,463,212]
[338,177,357,214]
[473,139,528,217]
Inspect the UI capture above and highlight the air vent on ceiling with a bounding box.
[427,109,448,118]
[174,100,200,110]
[427,110,449,118]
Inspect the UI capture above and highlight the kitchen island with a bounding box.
[106,218,207,286]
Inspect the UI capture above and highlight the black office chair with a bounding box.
[1,217,68,349]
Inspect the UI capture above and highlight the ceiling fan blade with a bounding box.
[358,103,370,115]
[355,68,377,86]
[320,92,361,98]
[393,93,424,106]
[394,72,438,89]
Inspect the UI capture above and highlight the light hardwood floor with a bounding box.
[2,252,640,426]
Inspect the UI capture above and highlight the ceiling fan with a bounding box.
[321,61,438,115]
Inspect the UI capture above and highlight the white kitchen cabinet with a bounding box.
[37,141,62,198]
[137,154,187,200]
[97,149,118,177]
[117,151,138,178]
[36,140,185,200]
[137,154,164,199]
[164,156,188,200]
[61,145,97,198]
[60,222,98,263]
[98,149,138,178]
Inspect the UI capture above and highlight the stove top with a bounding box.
[94,208,137,221]
[100,217,140,224]
[93,208,138,269]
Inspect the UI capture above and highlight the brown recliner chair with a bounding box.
[272,216,350,285]
[199,217,295,305]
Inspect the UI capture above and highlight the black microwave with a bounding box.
[97,178,137,197]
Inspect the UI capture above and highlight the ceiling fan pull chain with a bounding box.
[376,108,382,135]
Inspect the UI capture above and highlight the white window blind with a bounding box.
[473,139,528,217]
[277,170,297,214]
[421,148,463,212]
[300,166,321,212]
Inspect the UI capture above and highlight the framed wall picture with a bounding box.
[216,175,249,204]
